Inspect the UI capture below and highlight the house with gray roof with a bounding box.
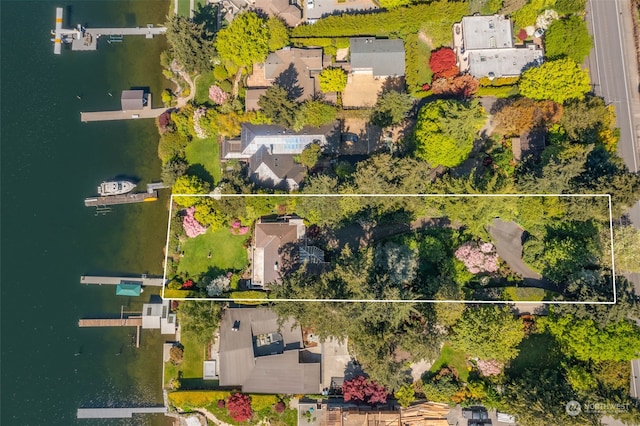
[254,0,302,27]
[120,90,147,111]
[217,308,321,394]
[349,38,405,78]
[453,15,543,78]
[222,123,332,190]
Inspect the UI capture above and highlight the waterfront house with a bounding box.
[217,308,321,394]
[254,0,302,27]
[252,216,304,288]
[221,123,333,190]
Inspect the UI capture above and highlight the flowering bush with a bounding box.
[454,241,499,274]
[274,401,286,413]
[230,219,249,235]
[207,275,231,296]
[181,279,194,289]
[209,85,228,105]
[192,107,208,139]
[475,359,503,376]
[183,207,208,238]
[231,219,242,229]
[226,393,252,422]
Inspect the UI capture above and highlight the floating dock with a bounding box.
[80,275,165,287]
[84,190,157,207]
[77,406,167,419]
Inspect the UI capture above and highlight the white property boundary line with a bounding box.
[162,193,616,305]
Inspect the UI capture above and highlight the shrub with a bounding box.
[183,206,208,238]
[227,393,252,422]
[230,291,268,305]
[217,399,226,408]
[454,241,499,274]
[274,401,286,413]
[429,47,458,78]
[213,65,229,81]
[169,345,184,365]
[250,394,279,412]
[209,85,228,105]
[342,376,388,405]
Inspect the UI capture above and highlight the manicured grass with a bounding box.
[177,228,249,278]
[177,0,191,17]
[195,71,217,106]
[430,344,470,382]
[165,330,206,388]
[503,287,561,301]
[185,135,222,185]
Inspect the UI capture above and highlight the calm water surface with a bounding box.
[2,2,174,425]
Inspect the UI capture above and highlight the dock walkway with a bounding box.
[80,275,165,287]
[84,190,158,206]
[78,317,142,327]
[77,406,167,419]
[71,25,166,52]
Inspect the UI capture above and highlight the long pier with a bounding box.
[77,406,167,419]
[80,275,165,286]
[84,190,158,207]
[78,317,142,327]
[80,107,168,122]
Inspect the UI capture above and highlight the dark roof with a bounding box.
[349,38,405,77]
[218,308,320,394]
[511,129,546,161]
[249,147,306,190]
[121,90,144,110]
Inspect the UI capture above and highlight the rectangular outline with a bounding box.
[162,193,616,305]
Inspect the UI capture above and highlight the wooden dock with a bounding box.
[80,275,165,287]
[80,107,168,122]
[84,190,158,207]
[78,317,142,327]
[70,25,166,52]
[77,406,167,419]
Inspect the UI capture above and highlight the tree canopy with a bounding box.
[371,91,414,128]
[177,301,222,344]
[172,175,210,207]
[318,67,347,93]
[215,12,269,68]
[165,14,216,74]
[545,16,592,63]
[519,59,591,104]
[258,85,297,129]
[266,17,289,52]
[450,305,525,363]
[413,99,485,168]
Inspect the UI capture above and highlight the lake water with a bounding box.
[1,1,174,425]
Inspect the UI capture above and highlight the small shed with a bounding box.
[116,282,142,296]
[121,90,145,111]
[203,360,218,380]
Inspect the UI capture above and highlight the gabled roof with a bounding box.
[218,308,320,394]
[253,218,304,287]
[349,37,405,77]
[249,146,306,191]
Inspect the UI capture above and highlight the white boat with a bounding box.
[98,180,136,196]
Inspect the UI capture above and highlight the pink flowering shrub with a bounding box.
[209,85,228,105]
[229,219,249,235]
[475,359,503,376]
[182,207,208,238]
[455,241,499,274]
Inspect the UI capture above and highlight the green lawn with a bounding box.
[185,135,222,185]
[430,344,470,382]
[165,330,205,388]
[195,71,217,106]
[503,287,561,301]
[177,0,191,17]
[177,228,249,278]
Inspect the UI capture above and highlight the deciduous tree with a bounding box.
[172,175,210,207]
[450,305,525,363]
[429,47,458,78]
[177,300,222,344]
[519,58,590,104]
[294,143,322,169]
[318,67,347,93]
[342,376,388,405]
[215,12,269,68]
[295,99,337,130]
[430,75,479,98]
[226,393,252,422]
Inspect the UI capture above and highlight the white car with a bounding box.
[534,28,545,38]
[307,0,314,8]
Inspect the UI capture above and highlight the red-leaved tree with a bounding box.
[227,393,252,422]
[342,376,388,405]
[431,75,479,98]
[429,47,458,79]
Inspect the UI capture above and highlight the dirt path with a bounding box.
[193,407,234,426]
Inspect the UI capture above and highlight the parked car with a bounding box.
[307,0,314,8]
[534,28,545,38]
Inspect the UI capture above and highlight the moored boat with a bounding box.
[98,180,136,196]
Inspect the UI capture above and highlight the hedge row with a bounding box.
[291,1,466,46]
[168,391,280,412]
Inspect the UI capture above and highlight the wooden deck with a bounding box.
[80,275,165,287]
[84,190,158,206]
[78,317,142,327]
[80,107,167,122]
[77,406,167,418]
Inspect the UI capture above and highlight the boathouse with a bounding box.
[120,90,146,111]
